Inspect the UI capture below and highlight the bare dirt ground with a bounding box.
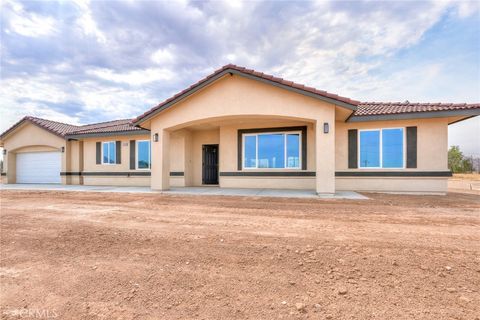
[449,174,480,195]
[1,190,479,320]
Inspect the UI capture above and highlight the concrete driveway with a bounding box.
[0,184,368,199]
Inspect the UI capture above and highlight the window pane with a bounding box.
[137,141,150,169]
[382,128,403,168]
[109,142,115,164]
[103,143,109,163]
[360,131,380,167]
[258,134,285,168]
[286,134,300,168]
[244,135,257,168]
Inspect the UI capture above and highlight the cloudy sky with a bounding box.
[1,0,479,155]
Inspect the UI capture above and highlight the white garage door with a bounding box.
[16,152,61,184]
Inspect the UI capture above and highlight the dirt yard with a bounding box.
[449,174,480,195]
[1,190,479,320]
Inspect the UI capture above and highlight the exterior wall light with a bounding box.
[153,133,159,142]
[61,147,65,153]
[323,122,329,134]
[2,149,6,155]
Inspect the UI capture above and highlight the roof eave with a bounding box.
[347,109,480,123]
[65,129,151,140]
[134,68,358,126]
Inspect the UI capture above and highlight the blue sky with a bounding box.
[1,0,479,155]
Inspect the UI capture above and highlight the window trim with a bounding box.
[101,141,116,165]
[242,130,302,170]
[358,127,406,169]
[135,140,151,170]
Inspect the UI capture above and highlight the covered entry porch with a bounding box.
[153,115,337,194]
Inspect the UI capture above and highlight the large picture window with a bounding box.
[359,128,404,168]
[102,141,116,164]
[243,132,301,169]
[136,140,151,169]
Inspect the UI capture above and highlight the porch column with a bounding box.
[151,129,170,190]
[315,120,335,194]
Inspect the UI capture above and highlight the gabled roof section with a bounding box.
[0,116,80,139]
[349,101,480,122]
[1,117,147,141]
[133,64,360,125]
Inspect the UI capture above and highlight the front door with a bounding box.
[202,144,219,185]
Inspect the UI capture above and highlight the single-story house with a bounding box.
[1,64,479,194]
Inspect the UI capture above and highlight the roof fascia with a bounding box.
[348,109,480,122]
[65,129,150,139]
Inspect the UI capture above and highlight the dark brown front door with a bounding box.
[202,144,219,185]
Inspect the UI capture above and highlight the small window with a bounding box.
[243,131,301,169]
[359,128,404,168]
[286,133,300,168]
[258,133,285,168]
[102,141,116,164]
[359,130,380,168]
[136,140,151,169]
[382,128,403,168]
[244,135,257,168]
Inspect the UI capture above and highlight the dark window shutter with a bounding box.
[348,129,358,168]
[130,140,136,170]
[116,141,121,164]
[96,142,101,164]
[406,127,417,168]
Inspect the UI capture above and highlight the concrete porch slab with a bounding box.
[0,184,369,200]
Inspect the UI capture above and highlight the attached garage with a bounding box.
[16,152,61,184]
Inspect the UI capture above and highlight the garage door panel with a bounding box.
[16,152,61,184]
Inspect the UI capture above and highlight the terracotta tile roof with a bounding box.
[133,64,361,124]
[0,116,80,139]
[67,119,142,135]
[0,117,144,140]
[354,102,480,117]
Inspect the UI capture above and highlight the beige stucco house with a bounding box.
[1,65,479,194]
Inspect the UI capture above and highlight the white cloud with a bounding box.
[0,96,81,129]
[455,0,480,18]
[86,67,175,85]
[151,45,177,65]
[0,0,478,142]
[5,0,56,37]
[0,77,69,103]
[72,0,107,43]
[72,80,158,121]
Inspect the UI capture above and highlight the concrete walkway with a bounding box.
[0,184,369,200]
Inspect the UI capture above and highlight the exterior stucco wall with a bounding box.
[169,130,192,187]
[82,134,150,172]
[148,74,336,192]
[81,134,151,186]
[220,177,316,189]
[336,118,449,171]
[335,177,448,193]
[64,140,83,185]
[1,123,66,184]
[82,176,151,186]
[335,118,449,193]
